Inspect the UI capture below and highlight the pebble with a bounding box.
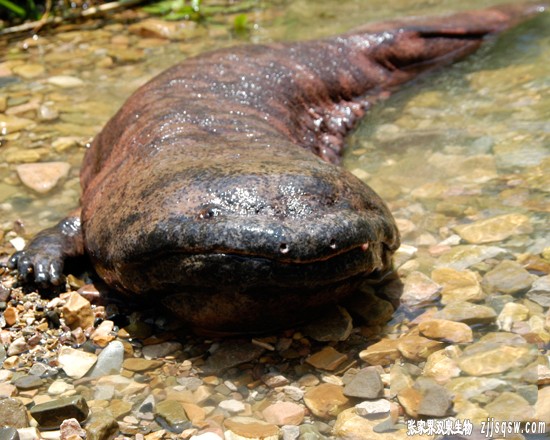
[60,418,86,440]
[88,340,125,378]
[433,301,496,324]
[343,367,384,399]
[0,114,35,135]
[401,271,441,308]
[12,64,45,78]
[219,399,246,414]
[481,260,534,295]
[261,402,305,426]
[0,397,30,428]
[0,427,19,440]
[303,383,350,419]
[303,306,353,341]
[3,306,18,326]
[359,339,401,366]
[354,399,391,418]
[534,386,550,427]
[90,320,115,347]
[85,410,119,440]
[435,245,508,270]
[418,319,473,343]
[224,417,279,440]
[128,19,202,40]
[457,344,536,376]
[396,334,443,362]
[14,151,65,181]
[453,213,533,244]
[29,395,89,429]
[122,358,163,372]
[422,349,461,384]
[58,347,97,379]
[142,341,182,359]
[155,400,189,432]
[431,267,484,303]
[61,292,95,330]
[47,75,84,88]
[496,302,530,331]
[484,391,534,421]
[526,275,550,306]
[13,375,44,390]
[48,380,74,395]
[306,346,347,371]
[415,379,452,417]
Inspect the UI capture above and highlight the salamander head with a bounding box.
[82,149,399,333]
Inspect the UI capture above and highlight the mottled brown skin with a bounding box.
[9,3,547,333]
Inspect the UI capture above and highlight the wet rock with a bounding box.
[280,425,299,440]
[484,392,534,421]
[431,267,484,304]
[7,337,28,356]
[534,386,550,427]
[13,374,43,390]
[496,302,530,331]
[90,320,115,347]
[62,292,95,330]
[343,367,384,399]
[0,427,19,440]
[12,64,45,78]
[422,349,461,384]
[85,410,119,440]
[0,397,29,428]
[0,115,35,135]
[122,358,163,372]
[47,75,84,88]
[481,260,534,295]
[219,399,246,414]
[109,399,132,419]
[3,306,17,326]
[48,380,74,395]
[202,340,264,374]
[303,383,350,419]
[389,364,414,397]
[416,379,452,417]
[457,344,536,376]
[142,341,182,359]
[303,306,352,342]
[418,319,473,343]
[396,334,443,362]
[128,19,204,40]
[333,408,379,440]
[88,340,125,378]
[446,376,507,401]
[526,275,550,307]
[433,301,496,325]
[354,399,391,419]
[401,271,441,308]
[435,245,508,271]
[306,346,347,371]
[60,418,86,440]
[359,339,400,366]
[58,347,97,379]
[156,400,189,433]
[261,402,305,426]
[453,214,532,244]
[30,395,89,429]
[397,387,422,418]
[224,417,279,440]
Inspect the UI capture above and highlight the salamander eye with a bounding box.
[279,243,289,254]
[198,205,222,220]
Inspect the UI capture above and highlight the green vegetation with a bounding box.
[0,0,39,20]
[142,0,259,23]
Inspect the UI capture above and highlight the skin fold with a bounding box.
[9,2,548,333]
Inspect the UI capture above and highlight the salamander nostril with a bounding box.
[279,243,289,254]
[198,205,221,220]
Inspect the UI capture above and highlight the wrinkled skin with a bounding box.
[9,3,547,333]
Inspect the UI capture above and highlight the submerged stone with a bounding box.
[481,260,534,295]
[30,395,89,429]
[343,367,384,399]
[0,397,29,428]
[453,214,532,244]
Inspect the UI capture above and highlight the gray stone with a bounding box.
[13,375,43,391]
[433,301,496,324]
[0,398,29,428]
[0,345,6,364]
[343,367,384,399]
[416,379,453,417]
[30,395,89,429]
[435,245,509,270]
[0,427,19,440]
[354,399,391,419]
[281,425,300,440]
[155,400,189,433]
[88,340,124,378]
[526,275,550,306]
[481,260,533,295]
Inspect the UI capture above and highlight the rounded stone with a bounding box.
[303,383,350,419]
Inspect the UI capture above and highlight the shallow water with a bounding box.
[1,0,550,438]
